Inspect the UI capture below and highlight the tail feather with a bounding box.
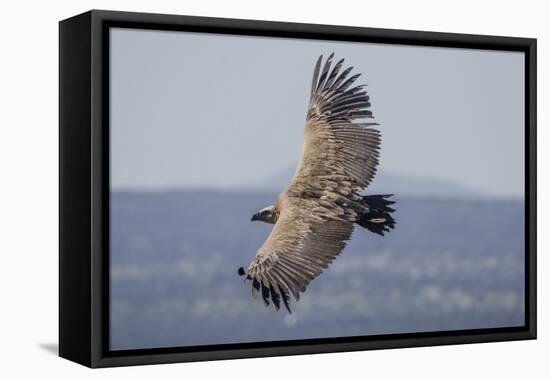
[356,194,396,236]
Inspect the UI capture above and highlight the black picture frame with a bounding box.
[59,9,537,368]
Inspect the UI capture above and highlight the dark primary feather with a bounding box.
[310,55,323,98]
[261,283,270,306]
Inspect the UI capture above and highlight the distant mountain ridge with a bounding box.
[249,167,482,199]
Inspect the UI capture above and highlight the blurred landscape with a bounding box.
[108,35,525,351]
[110,174,525,351]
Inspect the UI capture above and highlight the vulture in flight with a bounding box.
[238,53,396,313]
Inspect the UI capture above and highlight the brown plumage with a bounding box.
[240,53,396,312]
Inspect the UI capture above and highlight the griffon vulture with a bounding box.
[238,53,396,312]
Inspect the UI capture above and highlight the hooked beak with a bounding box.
[251,212,260,221]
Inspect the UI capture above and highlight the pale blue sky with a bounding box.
[110,28,525,198]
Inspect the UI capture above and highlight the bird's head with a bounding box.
[251,205,276,224]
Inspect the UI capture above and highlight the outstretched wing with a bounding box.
[241,54,381,311]
[243,197,354,312]
[294,53,381,192]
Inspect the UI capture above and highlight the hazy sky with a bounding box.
[110,28,525,197]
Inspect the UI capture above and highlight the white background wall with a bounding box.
[0,0,546,376]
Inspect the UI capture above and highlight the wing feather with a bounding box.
[310,55,323,98]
